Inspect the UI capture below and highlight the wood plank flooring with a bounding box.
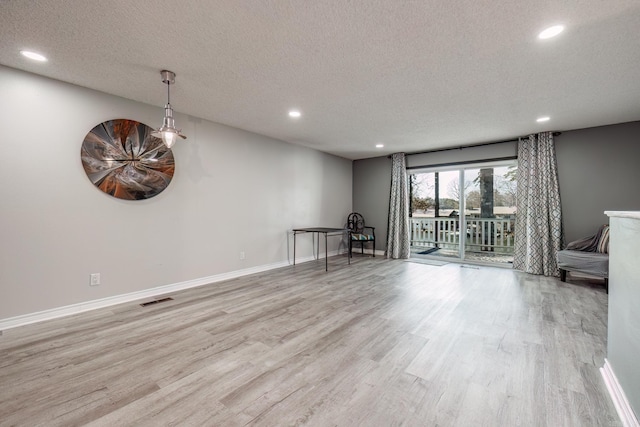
[0,257,619,426]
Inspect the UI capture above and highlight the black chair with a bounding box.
[347,212,376,258]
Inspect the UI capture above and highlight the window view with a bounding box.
[409,162,517,265]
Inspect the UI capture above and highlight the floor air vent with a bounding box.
[140,297,174,307]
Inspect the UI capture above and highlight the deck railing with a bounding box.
[410,217,515,254]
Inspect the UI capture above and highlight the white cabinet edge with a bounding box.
[605,211,640,220]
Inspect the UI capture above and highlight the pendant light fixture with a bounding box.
[152,70,186,149]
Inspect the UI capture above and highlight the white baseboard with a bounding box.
[601,358,640,427]
[0,253,333,331]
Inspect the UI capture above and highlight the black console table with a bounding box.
[292,227,349,271]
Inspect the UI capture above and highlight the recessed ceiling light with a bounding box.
[537,116,550,123]
[20,50,48,62]
[288,110,301,118]
[376,144,384,148]
[538,25,564,40]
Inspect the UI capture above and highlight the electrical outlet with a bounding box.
[239,251,245,260]
[90,273,100,286]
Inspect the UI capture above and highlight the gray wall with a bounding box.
[407,141,517,169]
[556,121,640,243]
[353,121,640,252]
[0,66,353,321]
[352,156,391,252]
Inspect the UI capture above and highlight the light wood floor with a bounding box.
[0,257,619,426]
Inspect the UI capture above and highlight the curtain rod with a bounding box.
[405,156,518,171]
[388,131,562,158]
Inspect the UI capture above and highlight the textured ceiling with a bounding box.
[1,0,640,160]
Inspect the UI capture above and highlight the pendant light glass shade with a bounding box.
[152,70,186,148]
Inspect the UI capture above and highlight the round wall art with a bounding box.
[81,119,175,200]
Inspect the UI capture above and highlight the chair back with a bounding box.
[347,212,366,234]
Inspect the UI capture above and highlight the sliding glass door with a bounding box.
[409,161,516,265]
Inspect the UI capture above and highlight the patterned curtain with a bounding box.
[386,153,410,259]
[513,132,563,276]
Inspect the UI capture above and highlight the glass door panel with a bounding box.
[410,170,462,260]
[434,170,462,259]
[462,166,516,265]
[410,161,517,265]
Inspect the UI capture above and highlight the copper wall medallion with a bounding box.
[81,119,175,200]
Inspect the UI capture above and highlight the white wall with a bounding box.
[605,213,640,422]
[0,66,352,320]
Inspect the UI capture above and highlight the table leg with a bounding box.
[293,231,296,265]
[325,232,328,271]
